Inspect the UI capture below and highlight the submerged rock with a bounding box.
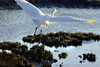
[23,32,100,47]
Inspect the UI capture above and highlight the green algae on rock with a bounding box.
[0,41,21,51]
[0,42,57,64]
[24,45,55,63]
[0,52,35,67]
[58,52,68,59]
[23,32,100,47]
[79,53,97,63]
[0,41,28,55]
[0,42,55,64]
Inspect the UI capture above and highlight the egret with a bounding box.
[15,0,97,43]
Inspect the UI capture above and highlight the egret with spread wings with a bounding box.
[15,0,97,37]
[15,0,97,23]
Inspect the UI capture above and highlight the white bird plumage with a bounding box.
[15,0,97,35]
[15,0,97,23]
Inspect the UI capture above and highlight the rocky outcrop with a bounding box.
[23,32,100,48]
[0,52,35,67]
[0,42,56,64]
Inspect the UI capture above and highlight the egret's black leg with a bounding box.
[30,26,39,44]
[33,26,39,36]
[34,27,44,54]
[39,27,44,44]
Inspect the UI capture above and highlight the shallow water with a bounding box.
[0,8,100,67]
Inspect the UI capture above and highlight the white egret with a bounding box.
[15,0,97,23]
[15,0,97,44]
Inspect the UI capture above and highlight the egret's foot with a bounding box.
[34,45,39,54]
[33,34,36,36]
[34,49,37,54]
[37,41,41,45]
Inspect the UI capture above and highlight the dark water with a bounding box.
[0,8,100,67]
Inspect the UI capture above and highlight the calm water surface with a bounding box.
[0,8,100,67]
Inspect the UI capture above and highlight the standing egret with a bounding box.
[15,0,97,43]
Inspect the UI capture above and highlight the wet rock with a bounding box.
[60,64,62,67]
[0,41,21,51]
[79,53,96,63]
[0,41,28,55]
[0,41,55,64]
[0,52,35,67]
[41,63,51,67]
[83,53,87,60]
[24,45,54,63]
[79,60,83,63]
[86,53,96,62]
[23,32,100,48]
[58,52,68,59]
[53,59,57,63]
[54,50,59,52]
[78,55,82,58]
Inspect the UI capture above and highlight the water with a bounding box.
[0,8,100,67]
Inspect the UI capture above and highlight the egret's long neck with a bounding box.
[52,11,55,17]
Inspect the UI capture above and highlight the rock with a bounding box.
[0,52,35,67]
[0,41,21,51]
[87,53,96,62]
[58,52,68,59]
[23,32,100,48]
[78,55,82,58]
[24,45,54,63]
[79,53,97,63]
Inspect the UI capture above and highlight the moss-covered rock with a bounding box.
[24,45,54,63]
[86,53,96,62]
[0,41,21,52]
[0,41,28,55]
[23,32,100,47]
[58,52,68,59]
[79,53,96,63]
[0,52,35,67]
[0,41,55,63]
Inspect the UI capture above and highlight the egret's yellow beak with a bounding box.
[86,20,97,23]
[54,9,59,13]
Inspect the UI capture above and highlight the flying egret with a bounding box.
[33,9,58,36]
[15,0,97,23]
[15,0,97,43]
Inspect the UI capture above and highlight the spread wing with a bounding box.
[15,0,46,18]
[42,15,88,22]
[15,0,97,23]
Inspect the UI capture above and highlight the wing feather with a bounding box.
[42,15,88,22]
[15,0,45,18]
[15,0,97,23]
